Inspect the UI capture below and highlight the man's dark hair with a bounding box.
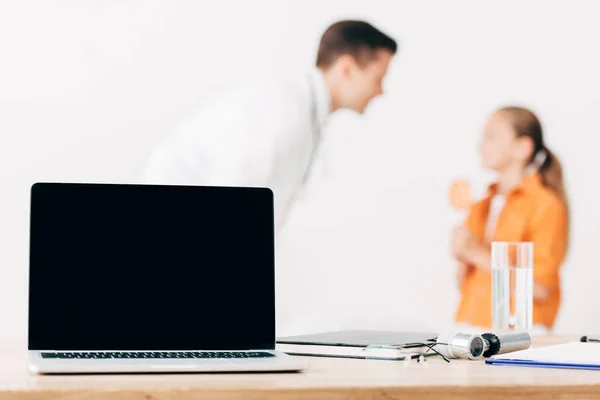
[316,20,398,68]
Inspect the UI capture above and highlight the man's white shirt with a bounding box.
[144,69,331,232]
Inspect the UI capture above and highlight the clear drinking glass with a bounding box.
[491,242,533,332]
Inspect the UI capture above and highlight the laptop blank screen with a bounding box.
[28,183,275,351]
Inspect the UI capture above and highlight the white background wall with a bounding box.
[1,0,599,342]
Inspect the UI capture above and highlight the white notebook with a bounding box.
[486,342,600,370]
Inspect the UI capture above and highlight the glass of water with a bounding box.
[491,242,533,332]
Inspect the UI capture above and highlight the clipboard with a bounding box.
[486,341,600,370]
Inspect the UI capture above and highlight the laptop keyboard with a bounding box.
[41,351,275,359]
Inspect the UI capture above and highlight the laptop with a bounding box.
[28,182,306,374]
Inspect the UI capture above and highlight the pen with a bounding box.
[580,336,600,343]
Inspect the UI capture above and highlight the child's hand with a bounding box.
[451,225,473,261]
[456,262,471,289]
[449,179,472,211]
[451,225,486,266]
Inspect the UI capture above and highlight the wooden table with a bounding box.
[2,337,600,399]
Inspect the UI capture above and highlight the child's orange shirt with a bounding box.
[455,173,568,329]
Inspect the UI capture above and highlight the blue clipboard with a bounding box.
[486,358,600,370]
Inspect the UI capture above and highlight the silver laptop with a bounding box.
[28,182,305,374]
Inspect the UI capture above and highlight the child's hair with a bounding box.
[498,106,569,240]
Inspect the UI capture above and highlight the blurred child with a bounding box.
[450,106,569,332]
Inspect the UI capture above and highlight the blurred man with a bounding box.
[144,20,397,232]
